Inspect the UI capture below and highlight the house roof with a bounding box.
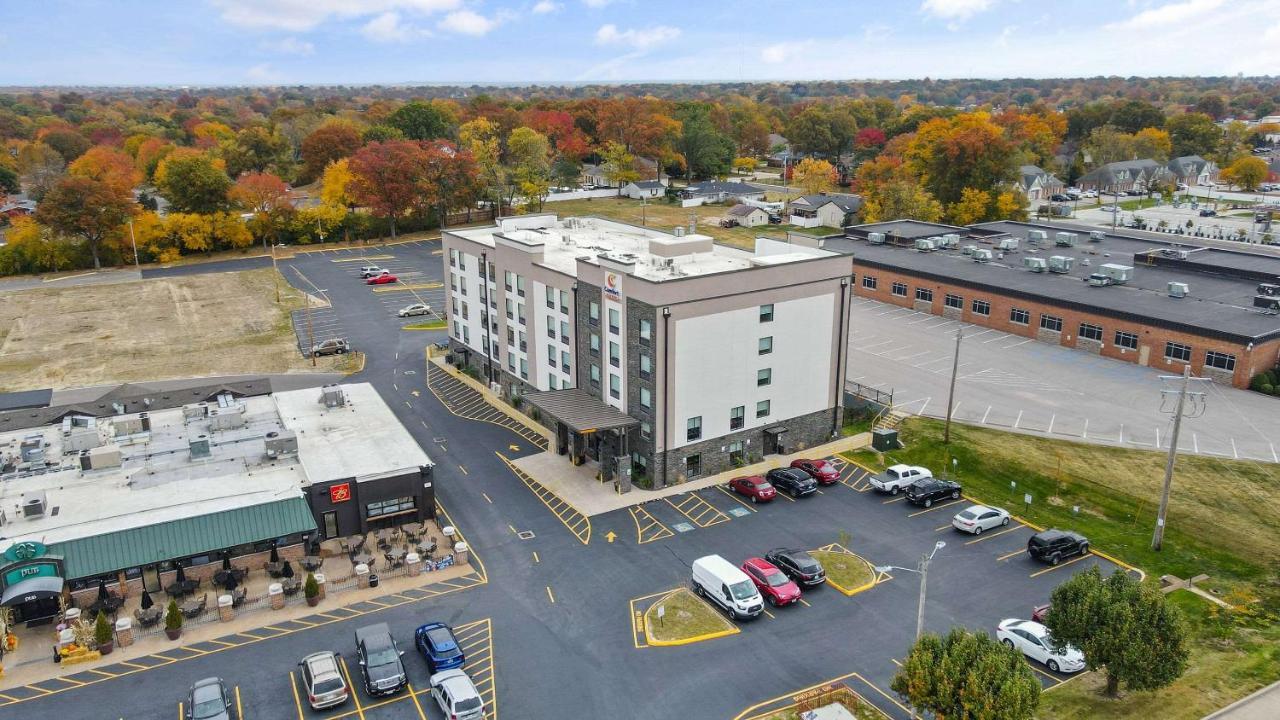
[1079,158,1168,185]
[793,194,863,213]
[683,181,764,197]
[628,180,665,190]
[727,204,764,217]
[0,378,274,433]
[1167,155,1213,177]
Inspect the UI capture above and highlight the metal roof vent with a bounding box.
[189,434,211,460]
[1168,282,1189,298]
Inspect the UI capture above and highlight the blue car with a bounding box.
[414,622,464,672]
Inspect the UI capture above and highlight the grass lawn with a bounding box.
[843,418,1280,719]
[539,196,831,250]
[811,549,876,594]
[644,589,737,644]
[402,319,447,330]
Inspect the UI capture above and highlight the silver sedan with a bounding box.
[951,504,1010,535]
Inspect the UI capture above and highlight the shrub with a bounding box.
[164,600,182,631]
[93,610,113,647]
[1262,384,1274,395]
[304,573,320,599]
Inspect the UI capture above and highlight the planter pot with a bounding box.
[98,640,114,655]
[165,628,182,641]
[306,595,320,607]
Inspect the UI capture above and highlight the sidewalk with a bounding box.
[1203,680,1280,720]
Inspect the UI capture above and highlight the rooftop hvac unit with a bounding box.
[972,248,994,263]
[19,436,44,463]
[1027,229,1048,246]
[264,430,299,459]
[941,233,961,248]
[997,238,1020,251]
[673,226,685,237]
[183,403,209,421]
[867,232,886,244]
[1023,257,1048,272]
[1253,295,1280,312]
[189,435,212,460]
[1168,282,1190,298]
[80,443,122,470]
[1257,283,1280,297]
[321,384,346,408]
[208,405,245,431]
[961,245,977,256]
[1088,273,1114,287]
[1048,255,1075,274]
[1100,263,1134,284]
[1055,232,1078,247]
[21,490,47,518]
[914,238,937,252]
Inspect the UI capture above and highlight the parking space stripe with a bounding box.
[714,484,758,512]
[997,548,1027,561]
[664,493,730,528]
[964,524,1027,545]
[1030,554,1092,577]
[496,451,591,544]
[629,504,675,543]
[906,499,964,517]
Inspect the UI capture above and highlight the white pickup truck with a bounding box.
[869,464,933,495]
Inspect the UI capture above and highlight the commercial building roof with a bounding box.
[523,389,640,433]
[831,220,1280,344]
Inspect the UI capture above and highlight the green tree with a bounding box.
[0,164,19,194]
[36,176,134,269]
[387,101,455,141]
[1193,93,1228,120]
[221,126,291,177]
[1043,566,1189,697]
[674,104,735,181]
[891,627,1040,720]
[154,150,232,213]
[362,124,405,143]
[1165,112,1221,158]
[552,156,582,189]
[599,141,639,195]
[1108,100,1166,135]
[507,126,553,211]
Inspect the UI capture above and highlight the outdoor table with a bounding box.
[301,556,324,572]
[265,561,284,578]
[180,595,206,618]
[417,541,436,557]
[165,582,190,598]
[345,535,366,551]
[351,552,373,566]
[401,522,423,537]
[135,607,163,627]
[282,578,301,596]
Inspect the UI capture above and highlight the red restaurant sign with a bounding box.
[329,483,351,503]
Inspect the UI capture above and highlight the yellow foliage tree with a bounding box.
[1133,128,1173,162]
[947,187,993,225]
[732,157,756,175]
[320,158,356,208]
[995,191,1028,221]
[792,158,837,195]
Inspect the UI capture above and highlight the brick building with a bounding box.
[827,220,1280,388]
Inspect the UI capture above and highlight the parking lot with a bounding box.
[846,295,1280,463]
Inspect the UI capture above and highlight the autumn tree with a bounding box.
[459,117,512,210]
[948,187,994,225]
[1044,566,1188,698]
[39,128,92,163]
[319,159,357,242]
[731,157,756,175]
[35,176,133,269]
[1193,93,1228,120]
[388,101,455,142]
[1083,126,1139,166]
[68,146,141,197]
[1108,100,1166,135]
[1165,112,1221,158]
[599,141,640,195]
[300,120,364,183]
[595,97,680,160]
[134,137,175,181]
[792,158,837,195]
[522,109,590,160]
[905,112,1017,206]
[995,191,1028,221]
[16,141,66,201]
[419,140,482,227]
[154,149,231,213]
[861,180,943,223]
[674,104,735,182]
[221,126,291,177]
[1221,156,1269,191]
[349,140,427,240]
[507,127,552,211]
[1132,128,1173,162]
[0,164,18,194]
[891,627,1040,720]
[229,171,293,250]
[787,103,858,158]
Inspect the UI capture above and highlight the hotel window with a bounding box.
[1079,323,1104,342]
[639,318,652,345]
[730,405,745,430]
[518,330,526,352]
[915,287,934,302]
[560,320,570,344]
[609,374,620,399]
[545,285,555,309]
[460,302,468,321]
[971,299,990,316]
[1040,314,1063,332]
[516,275,526,297]
[504,270,514,291]
[639,353,652,379]
[459,277,467,296]
[1010,308,1030,325]
[453,321,461,338]
[687,416,702,441]
[560,290,569,314]
[685,454,702,478]
[590,364,600,387]
[590,333,600,355]
[457,253,467,272]
[508,354,516,372]
[450,273,457,291]
[561,350,571,373]
[589,301,600,326]
[1165,341,1192,363]
[548,375,557,390]
[449,248,457,267]
[728,441,745,466]
[640,421,651,440]
[547,345,557,366]
[462,326,469,344]
[608,308,620,334]
[944,294,963,310]
[759,304,774,322]
[517,303,525,325]
[862,275,878,290]
[519,358,528,379]
[547,317,556,339]
[891,282,907,297]
[1205,351,1236,371]
[609,341,620,368]
[640,387,651,409]
[756,400,771,418]
[758,336,773,355]
[757,368,772,386]
[1115,330,1139,350]
[505,298,514,320]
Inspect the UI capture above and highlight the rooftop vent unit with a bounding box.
[1089,230,1106,242]
[997,238,1020,251]
[867,232,886,245]
[1027,229,1048,247]
[1257,283,1280,297]
[673,226,685,237]
[961,245,977,256]
[1099,263,1134,284]
[940,233,961,248]
[264,430,299,459]
[80,443,122,470]
[1048,255,1075,274]
[1162,248,1191,260]
[19,436,45,464]
[208,405,245,431]
[1023,257,1048,272]
[21,490,47,519]
[1168,282,1190,298]
[189,435,211,460]
[1253,295,1280,313]
[914,238,937,252]
[1088,273,1114,287]
[183,403,209,421]
[1055,232,1078,247]
[62,416,102,452]
[972,248,994,263]
[321,384,346,409]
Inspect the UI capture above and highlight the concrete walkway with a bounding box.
[1203,680,1280,720]
[512,432,872,516]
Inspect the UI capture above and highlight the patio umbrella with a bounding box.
[281,560,295,579]
[175,565,187,584]
[222,553,232,572]
[140,589,154,610]
[224,573,238,592]
[97,579,108,603]
[269,542,280,564]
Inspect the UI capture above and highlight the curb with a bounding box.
[641,589,740,647]
[813,546,879,597]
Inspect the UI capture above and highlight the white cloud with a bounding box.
[211,0,461,32]
[582,0,614,7]
[921,0,997,21]
[262,36,315,55]
[760,41,813,65]
[1105,0,1224,31]
[438,9,504,36]
[594,23,680,49]
[532,0,561,13]
[246,63,282,83]
[996,25,1017,48]
[361,12,418,42]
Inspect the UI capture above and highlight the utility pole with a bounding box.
[127,219,140,272]
[305,293,316,367]
[270,242,280,304]
[1152,366,1208,550]
[943,326,962,444]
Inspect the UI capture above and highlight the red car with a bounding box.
[741,557,801,607]
[366,273,398,285]
[728,475,776,503]
[790,458,840,485]
[1032,604,1050,622]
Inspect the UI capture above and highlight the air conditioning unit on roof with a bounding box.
[1023,257,1047,272]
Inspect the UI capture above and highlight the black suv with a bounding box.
[764,468,817,498]
[764,548,826,587]
[354,623,407,697]
[905,478,962,507]
[1027,529,1089,565]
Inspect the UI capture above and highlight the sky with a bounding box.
[2,0,1280,86]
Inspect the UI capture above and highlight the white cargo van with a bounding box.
[690,555,763,620]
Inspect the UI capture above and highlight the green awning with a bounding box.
[47,497,317,580]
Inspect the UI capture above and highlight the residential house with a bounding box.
[1166,155,1218,187]
[787,193,863,229]
[766,133,791,167]
[1018,165,1065,201]
[1078,159,1169,193]
[581,163,609,187]
[726,204,769,227]
[622,180,666,200]
[0,198,36,220]
[679,181,766,204]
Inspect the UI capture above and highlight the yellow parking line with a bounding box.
[964,524,1026,545]
[289,671,305,720]
[546,585,556,603]
[762,608,775,619]
[881,495,907,504]
[407,683,430,719]
[997,548,1026,561]
[934,523,952,532]
[798,598,811,607]
[235,686,243,720]
[178,701,183,720]
[1026,661,1064,684]
[907,499,964,517]
[1030,554,1091,578]
[714,484,759,512]
[338,656,367,720]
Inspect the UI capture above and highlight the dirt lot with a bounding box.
[0,268,351,392]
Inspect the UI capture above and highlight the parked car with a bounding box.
[1177,182,1189,190]
[415,622,465,673]
[790,458,840,485]
[691,554,764,620]
[1032,603,1051,622]
[359,266,383,278]
[367,273,399,285]
[741,557,801,606]
[429,669,486,720]
[1050,194,1071,202]
[768,213,783,224]
[1199,209,1217,217]
[1083,190,1098,198]
[185,677,232,720]
[311,338,351,356]
[728,475,776,503]
[996,618,1086,673]
[298,651,350,710]
[397,303,432,317]
[1027,529,1090,565]
[868,464,932,495]
[1100,205,1119,213]
[1125,189,1143,196]
[906,478,962,507]
[764,548,826,587]
[764,468,817,498]
[951,504,1010,535]
[354,623,407,697]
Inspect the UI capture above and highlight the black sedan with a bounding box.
[764,468,817,498]
[185,677,232,720]
[764,548,826,587]
[905,478,962,507]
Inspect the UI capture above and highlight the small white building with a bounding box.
[788,193,863,229]
[622,180,666,199]
[726,204,769,227]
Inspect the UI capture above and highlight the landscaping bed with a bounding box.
[643,588,738,645]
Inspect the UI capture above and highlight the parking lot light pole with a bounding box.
[943,326,962,444]
[876,540,945,720]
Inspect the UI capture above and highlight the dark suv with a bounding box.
[1027,529,1089,565]
[354,623,407,697]
[905,478,962,507]
[764,548,826,587]
[765,468,818,498]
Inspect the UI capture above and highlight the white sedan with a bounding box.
[951,504,1010,535]
[996,619,1085,674]
[397,303,432,318]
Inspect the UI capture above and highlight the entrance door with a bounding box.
[1138,345,1150,366]
[763,431,779,456]
[142,564,161,593]
[322,511,339,539]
